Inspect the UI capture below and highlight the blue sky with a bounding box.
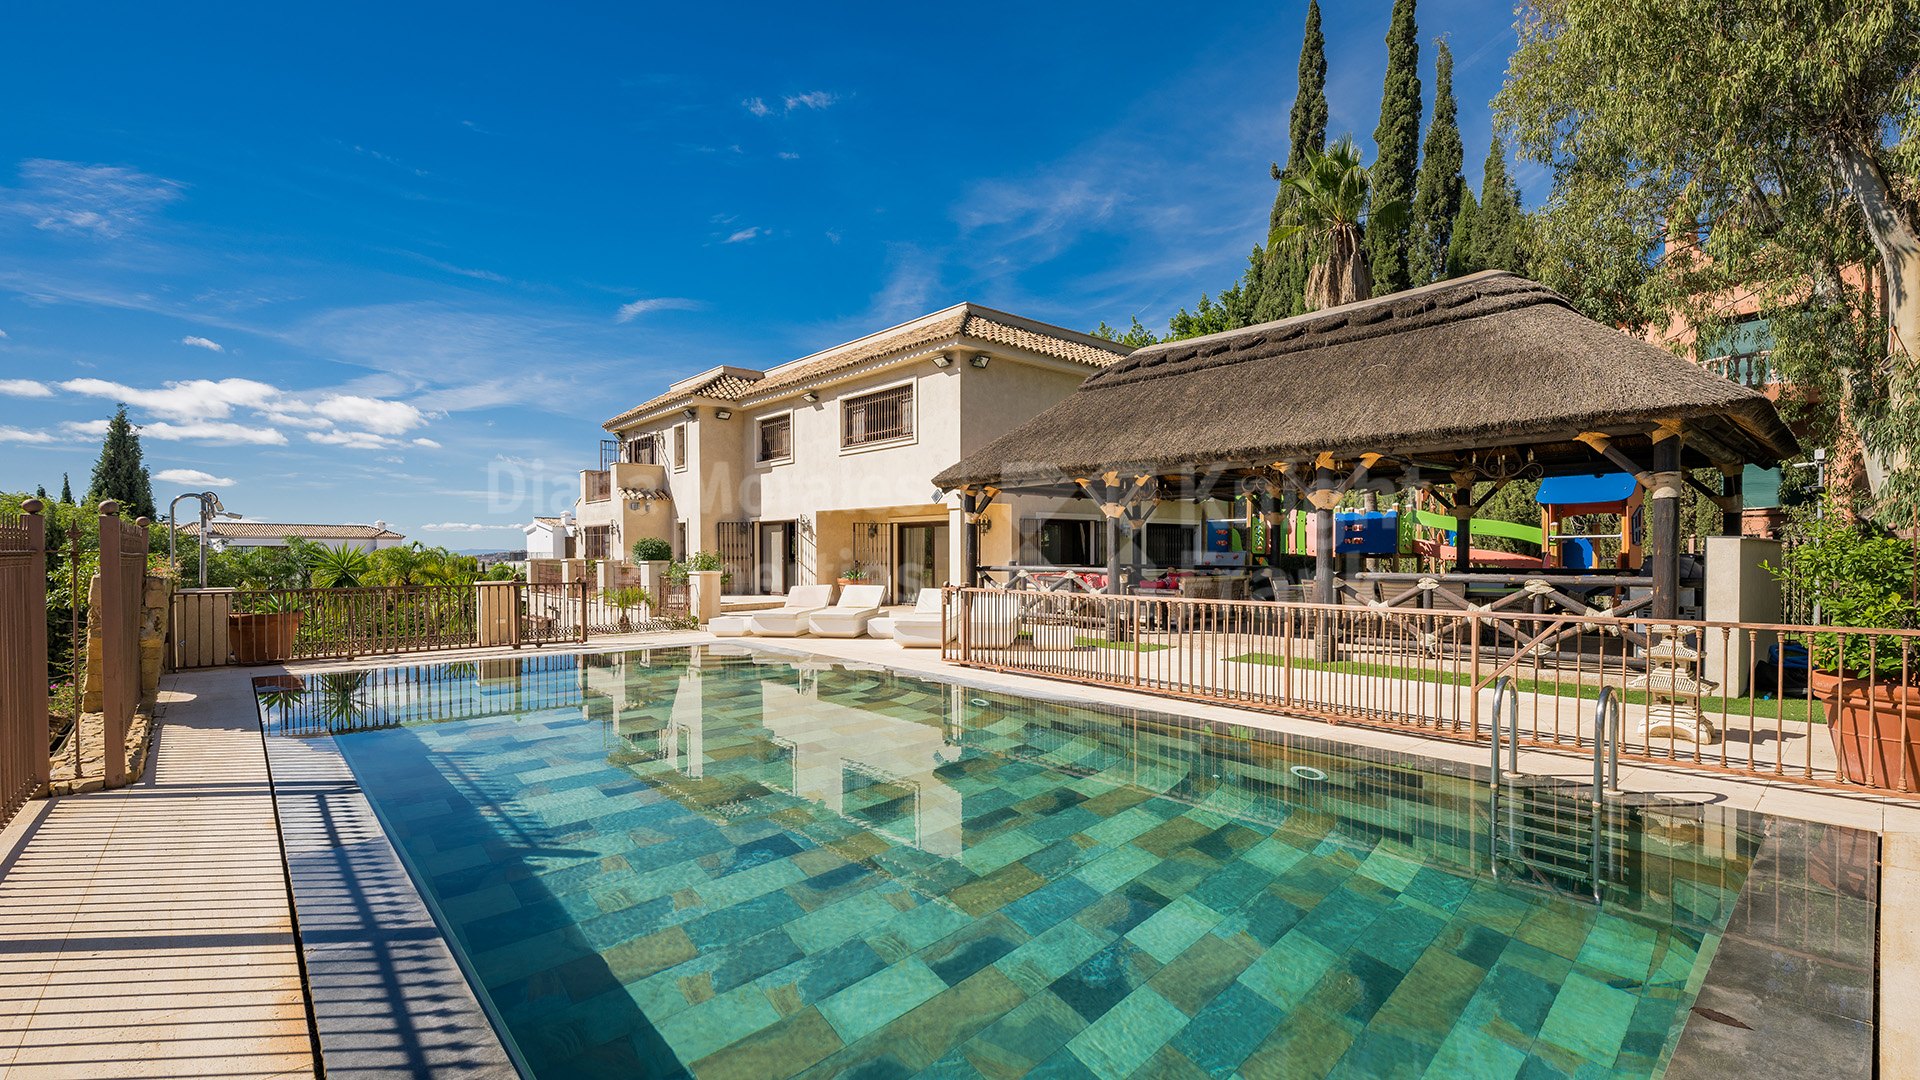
[0,1,1533,549]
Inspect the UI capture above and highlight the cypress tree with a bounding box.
[34,484,47,501]
[1446,187,1480,277]
[1474,136,1527,274]
[1367,0,1422,295]
[1407,40,1462,285]
[58,474,72,504]
[1284,0,1327,172]
[1257,0,1329,322]
[85,406,155,519]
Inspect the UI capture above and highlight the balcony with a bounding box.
[1701,352,1776,390]
[584,469,612,503]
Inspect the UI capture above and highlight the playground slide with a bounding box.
[1411,509,1545,546]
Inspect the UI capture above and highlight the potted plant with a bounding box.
[1769,508,1920,784]
[603,585,653,632]
[631,537,673,593]
[230,590,304,665]
[837,561,870,588]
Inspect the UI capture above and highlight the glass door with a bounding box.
[895,522,949,602]
[757,521,795,595]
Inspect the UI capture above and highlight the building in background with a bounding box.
[177,520,407,552]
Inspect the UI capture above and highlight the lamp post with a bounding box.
[167,491,241,587]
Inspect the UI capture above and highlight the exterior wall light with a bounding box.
[682,407,698,420]
[969,354,990,369]
[932,354,953,368]
[715,409,732,420]
[803,390,820,402]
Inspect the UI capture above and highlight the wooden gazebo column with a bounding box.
[1309,463,1340,605]
[960,490,980,587]
[1648,438,1684,620]
[1450,468,1476,573]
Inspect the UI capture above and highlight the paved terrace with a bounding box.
[0,627,1913,1077]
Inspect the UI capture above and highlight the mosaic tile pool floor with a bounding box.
[261,647,1778,1079]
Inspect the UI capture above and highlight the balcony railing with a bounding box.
[1702,352,1777,389]
[584,470,612,503]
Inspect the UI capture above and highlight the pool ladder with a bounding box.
[1489,679,1627,902]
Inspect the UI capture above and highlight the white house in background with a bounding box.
[559,302,1198,600]
[178,520,407,552]
[523,515,572,561]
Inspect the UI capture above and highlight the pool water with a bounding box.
[261,647,1764,1079]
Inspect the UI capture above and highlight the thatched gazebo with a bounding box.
[934,271,1799,619]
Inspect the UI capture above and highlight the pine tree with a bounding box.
[1473,135,1528,274]
[1367,0,1422,295]
[85,406,155,519]
[58,474,72,504]
[1446,187,1480,277]
[1257,0,1329,322]
[1407,39,1462,285]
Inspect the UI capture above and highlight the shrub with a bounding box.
[631,538,674,562]
[1769,505,1920,677]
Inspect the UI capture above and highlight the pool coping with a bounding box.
[255,697,522,1078]
[255,638,1884,1078]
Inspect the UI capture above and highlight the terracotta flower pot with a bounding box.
[1808,669,1920,788]
[836,577,868,588]
[229,611,303,665]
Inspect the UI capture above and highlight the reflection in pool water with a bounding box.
[261,646,1773,1079]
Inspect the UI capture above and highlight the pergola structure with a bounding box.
[934,272,1800,620]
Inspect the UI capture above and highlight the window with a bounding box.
[841,384,913,448]
[673,424,688,469]
[758,414,792,462]
[628,434,659,465]
[582,525,612,560]
[1018,517,1106,567]
[1144,524,1195,567]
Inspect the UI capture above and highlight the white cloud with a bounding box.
[743,97,772,117]
[0,379,51,398]
[778,151,801,161]
[61,417,284,445]
[614,296,702,323]
[59,377,280,420]
[1,159,184,238]
[138,420,287,445]
[0,329,9,339]
[309,395,424,435]
[411,437,441,448]
[306,430,396,450]
[260,410,332,430]
[180,335,223,352]
[154,468,236,488]
[723,226,763,244]
[419,522,500,532]
[783,91,837,111]
[0,426,51,444]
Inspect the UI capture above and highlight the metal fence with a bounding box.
[173,580,692,666]
[0,500,48,824]
[97,501,149,789]
[941,586,1920,796]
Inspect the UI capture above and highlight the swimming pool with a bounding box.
[255,646,1871,1079]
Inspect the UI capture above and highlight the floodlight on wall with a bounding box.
[715,408,732,420]
[682,407,698,420]
[932,354,953,368]
[803,390,819,402]
[969,354,990,369]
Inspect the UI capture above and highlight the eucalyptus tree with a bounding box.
[1498,0,1920,507]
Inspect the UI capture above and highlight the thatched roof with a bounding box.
[934,272,1799,492]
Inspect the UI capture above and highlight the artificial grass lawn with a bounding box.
[1011,631,1174,652]
[1223,652,1828,725]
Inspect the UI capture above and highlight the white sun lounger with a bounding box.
[748,584,836,636]
[875,589,944,645]
[809,585,886,637]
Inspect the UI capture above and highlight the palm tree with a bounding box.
[368,543,432,587]
[307,543,372,588]
[1270,137,1409,311]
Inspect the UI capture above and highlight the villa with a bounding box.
[177,519,408,552]
[547,303,1231,600]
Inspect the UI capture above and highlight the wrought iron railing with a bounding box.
[942,586,1920,797]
